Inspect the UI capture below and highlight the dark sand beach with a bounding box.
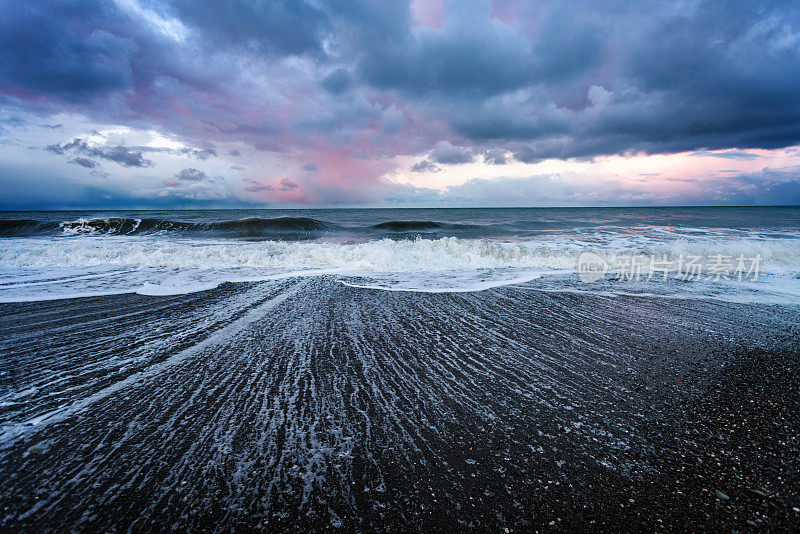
[0,277,797,531]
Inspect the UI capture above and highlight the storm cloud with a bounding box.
[47,138,154,168]
[428,141,475,165]
[1,0,800,207]
[411,160,442,173]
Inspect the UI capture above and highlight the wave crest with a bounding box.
[60,218,194,235]
[1,217,488,239]
[57,217,332,236]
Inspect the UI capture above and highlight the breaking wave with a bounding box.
[4,234,799,272]
[1,236,575,271]
[56,216,336,236]
[59,218,194,235]
[1,210,798,301]
[2,217,487,239]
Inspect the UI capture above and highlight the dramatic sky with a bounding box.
[1,0,800,208]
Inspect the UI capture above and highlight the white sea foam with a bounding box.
[4,234,800,271]
[0,232,799,301]
[337,270,548,293]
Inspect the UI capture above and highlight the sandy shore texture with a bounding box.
[1,277,798,531]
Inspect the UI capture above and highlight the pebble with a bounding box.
[714,490,730,501]
[27,443,48,454]
[746,487,768,498]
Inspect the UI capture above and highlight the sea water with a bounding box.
[0,207,798,303]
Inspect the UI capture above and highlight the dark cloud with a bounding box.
[69,157,99,169]
[362,0,800,160]
[410,160,441,173]
[380,106,404,134]
[446,93,570,142]
[303,163,318,172]
[81,143,152,168]
[0,1,136,100]
[321,68,353,95]
[7,0,800,161]
[180,146,217,159]
[511,145,546,165]
[429,141,474,164]
[0,0,243,138]
[483,149,510,165]
[162,0,329,56]
[291,92,384,140]
[358,0,601,98]
[2,0,800,207]
[48,138,154,168]
[243,177,298,193]
[47,134,215,167]
[277,178,298,191]
[44,144,65,155]
[175,168,209,182]
[244,182,274,193]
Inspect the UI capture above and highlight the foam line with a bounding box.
[0,282,302,447]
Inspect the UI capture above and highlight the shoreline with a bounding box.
[0,279,798,531]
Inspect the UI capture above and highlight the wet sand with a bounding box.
[0,277,798,531]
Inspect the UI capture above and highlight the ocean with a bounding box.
[1,206,799,302]
[1,207,799,531]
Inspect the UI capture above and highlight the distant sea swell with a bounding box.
[0,216,488,239]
